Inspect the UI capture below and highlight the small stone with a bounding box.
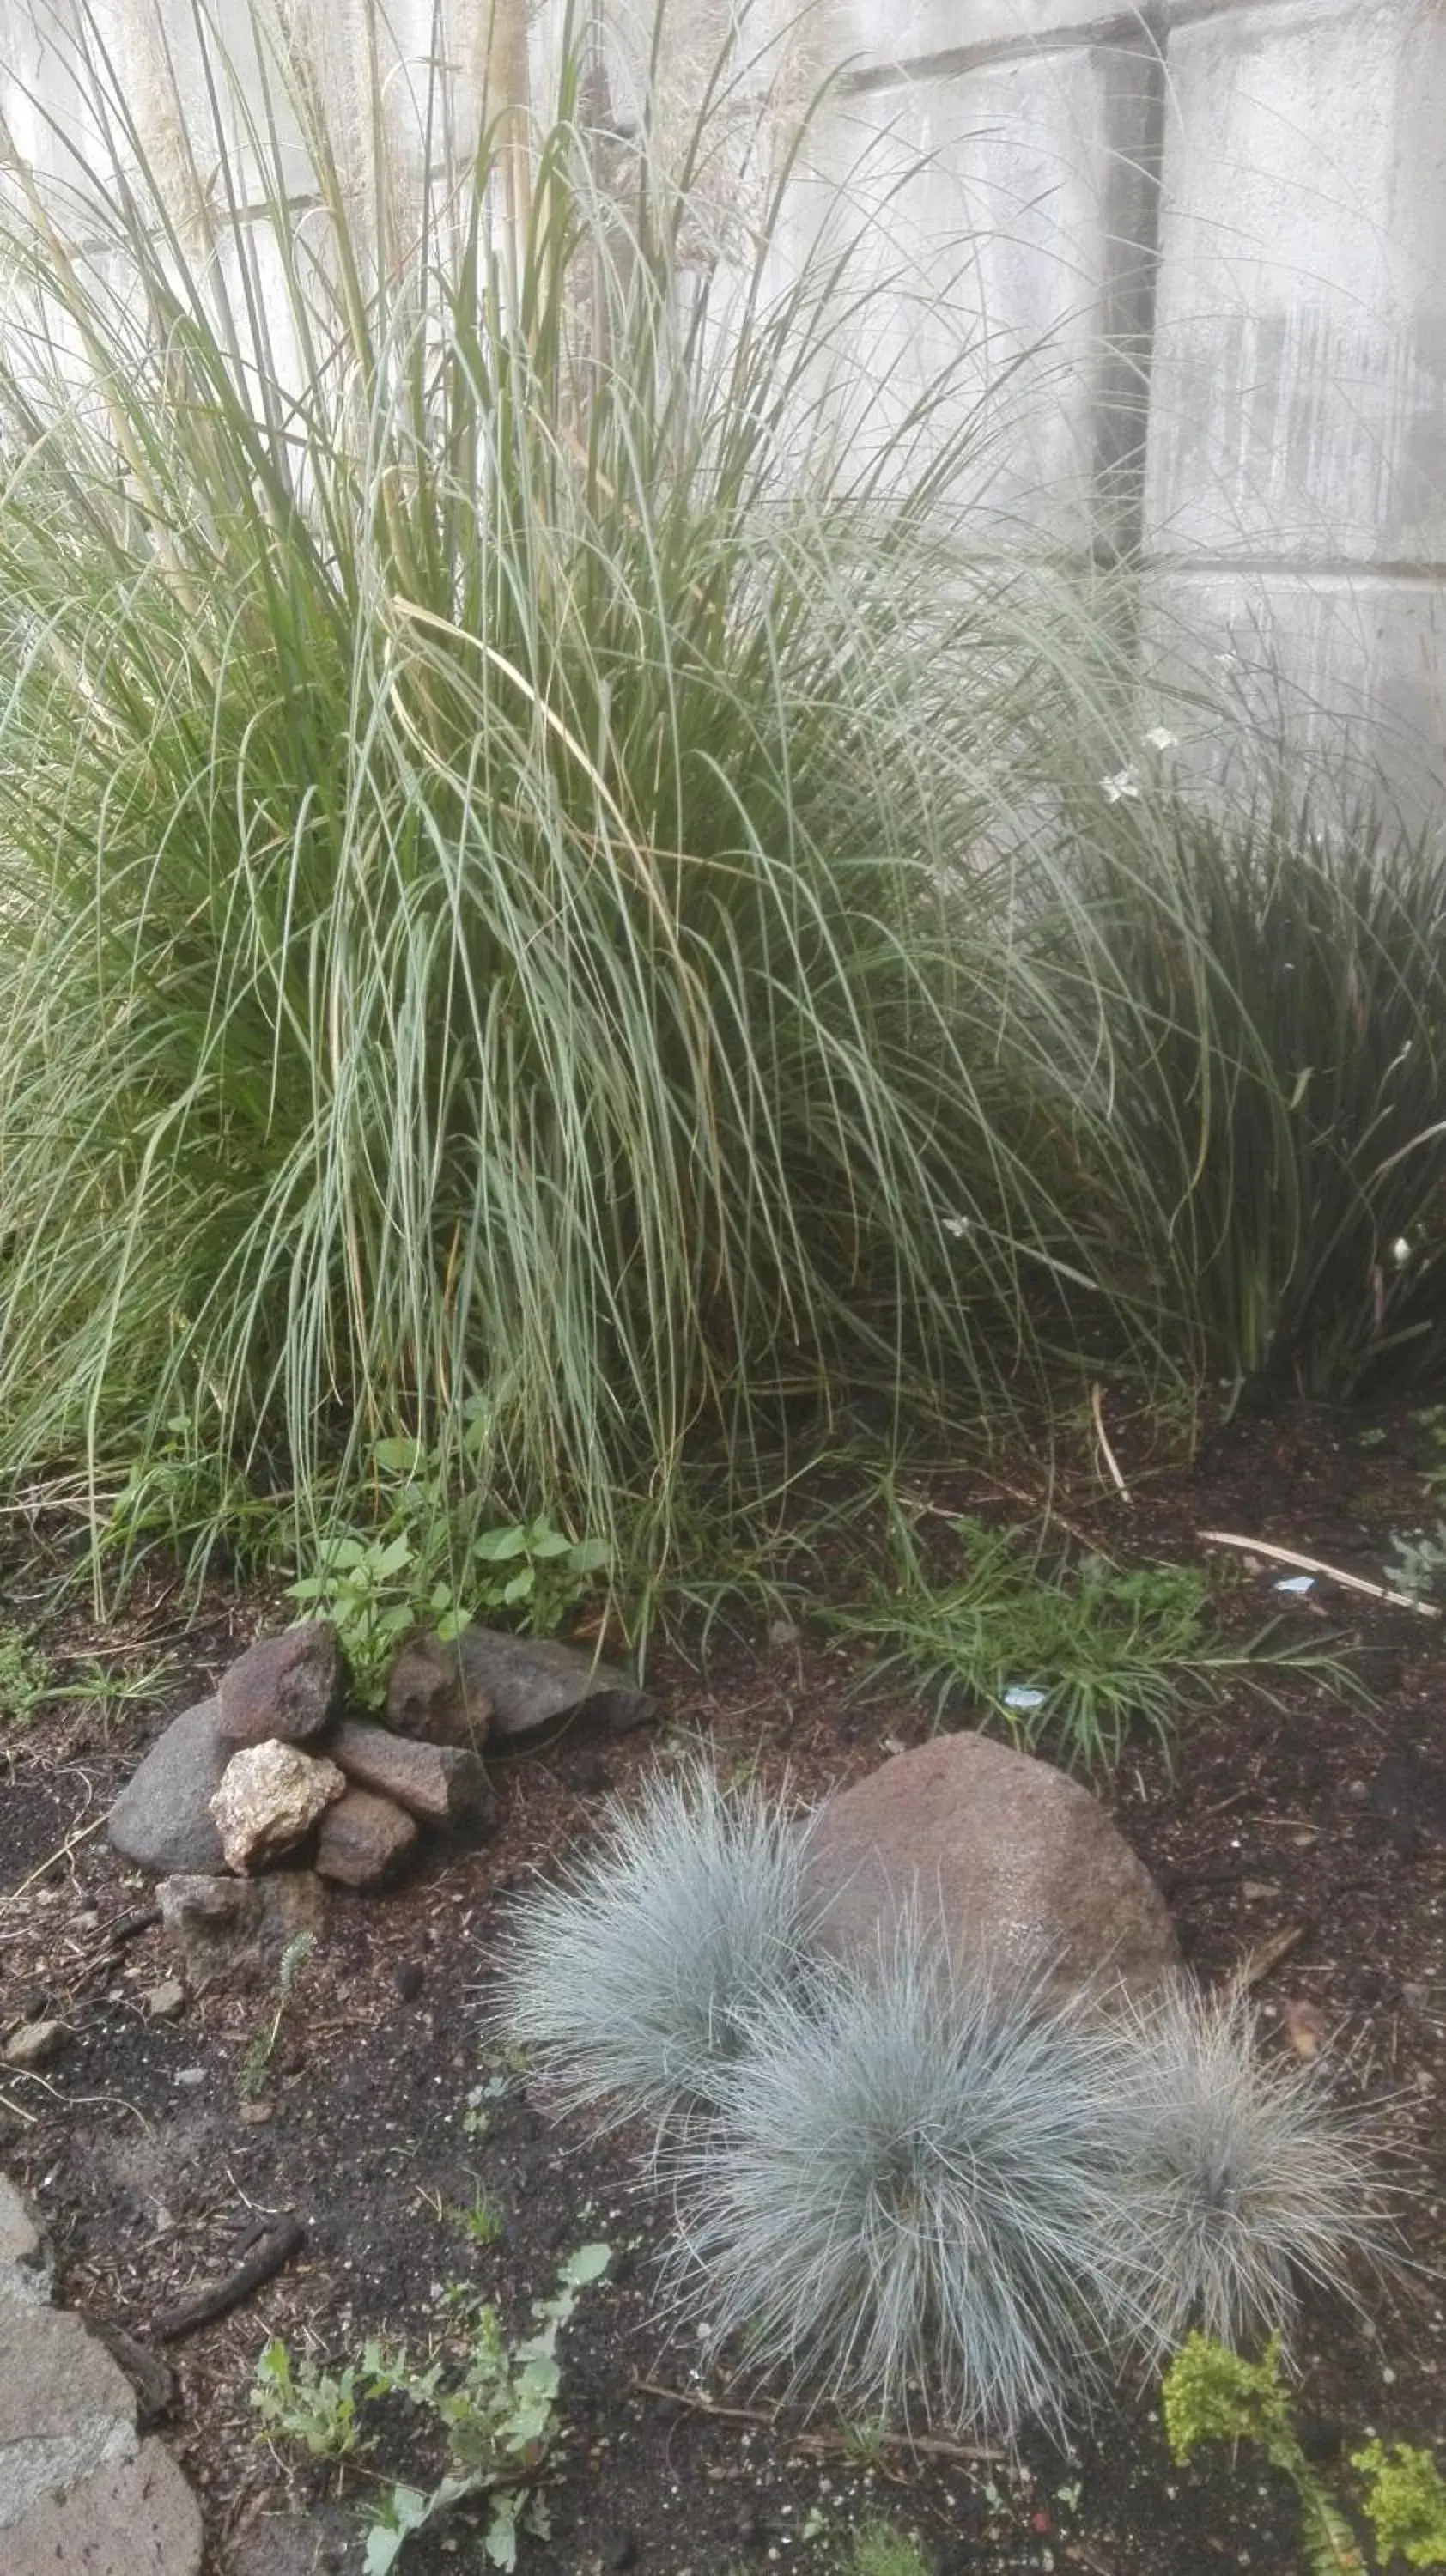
[330,1721,493,1826]
[217,1622,348,1749]
[143,1981,187,2022]
[3,2018,68,2069]
[237,2099,274,2125]
[1241,1880,1277,1902]
[315,1787,418,1889]
[210,1741,347,1874]
[157,1871,327,1992]
[108,1699,233,1876]
[173,2068,205,2088]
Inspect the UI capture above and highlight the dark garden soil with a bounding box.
[2,1397,1444,2576]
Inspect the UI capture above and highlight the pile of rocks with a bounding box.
[108,1620,656,1901]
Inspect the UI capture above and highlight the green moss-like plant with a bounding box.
[1162,2339,1446,2576]
[1352,2442,1446,2570]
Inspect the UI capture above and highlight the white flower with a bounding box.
[1142,726,1178,753]
[943,1214,972,1238]
[1390,1237,1413,1268]
[1100,765,1141,805]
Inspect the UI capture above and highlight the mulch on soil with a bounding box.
[1,1398,1443,2576]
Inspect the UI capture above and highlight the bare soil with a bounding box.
[2,1396,1443,2576]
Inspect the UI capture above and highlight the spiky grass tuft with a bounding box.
[666,1932,1136,2440]
[1105,1986,1387,2363]
[496,1764,816,2133]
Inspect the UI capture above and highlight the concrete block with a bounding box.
[1145,0,1446,565]
[1139,564,1446,826]
[817,0,1149,80]
[777,37,1160,550]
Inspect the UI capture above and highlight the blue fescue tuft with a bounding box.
[495,1763,817,2134]
[666,1929,1138,2440]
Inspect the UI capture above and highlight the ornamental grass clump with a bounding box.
[497,1763,817,2134]
[666,1932,1138,2441]
[1103,1985,1388,2366]
[0,0,1166,1593]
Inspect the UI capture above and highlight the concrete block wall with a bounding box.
[2,0,1443,815]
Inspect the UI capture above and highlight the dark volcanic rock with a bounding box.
[315,1787,419,1887]
[330,1720,493,1825]
[398,1626,657,1749]
[217,1622,347,1748]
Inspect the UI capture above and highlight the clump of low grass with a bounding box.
[0,0,1169,1602]
[836,1508,1336,1771]
[1072,795,1446,1399]
[667,1930,1136,2441]
[496,1762,817,2136]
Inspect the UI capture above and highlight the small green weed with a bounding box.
[836,2522,934,2576]
[1163,2333,1446,2573]
[447,2187,506,2249]
[0,1621,50,1727]
[252,2336,383,2461]
[100,1413,287,1595]
[252,2246,610,2572]
[238,1931,317,2101]
[289,1426,608,1708]
[839,1514,1340,1771]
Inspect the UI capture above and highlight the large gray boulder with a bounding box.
[107,1700,231,1875]
[388,1625,655,1750]
[802,1732,1178,2010]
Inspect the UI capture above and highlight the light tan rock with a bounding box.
[802,1731,1178,2011]
[209,1741,347,1874]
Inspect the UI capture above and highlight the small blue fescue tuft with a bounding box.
[495,1762,817,2135]
[1101,1986,1387,2365]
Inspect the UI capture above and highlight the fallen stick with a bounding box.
[1197,1529,1441,1620]
[153,2215,305,2342]
[1091,1382,1131,1502]
[634,2375,1003,2464]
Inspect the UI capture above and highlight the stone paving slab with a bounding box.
[6,2435,204,2576]
[0,2173,52,2305]
[0,2167,204,2575]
